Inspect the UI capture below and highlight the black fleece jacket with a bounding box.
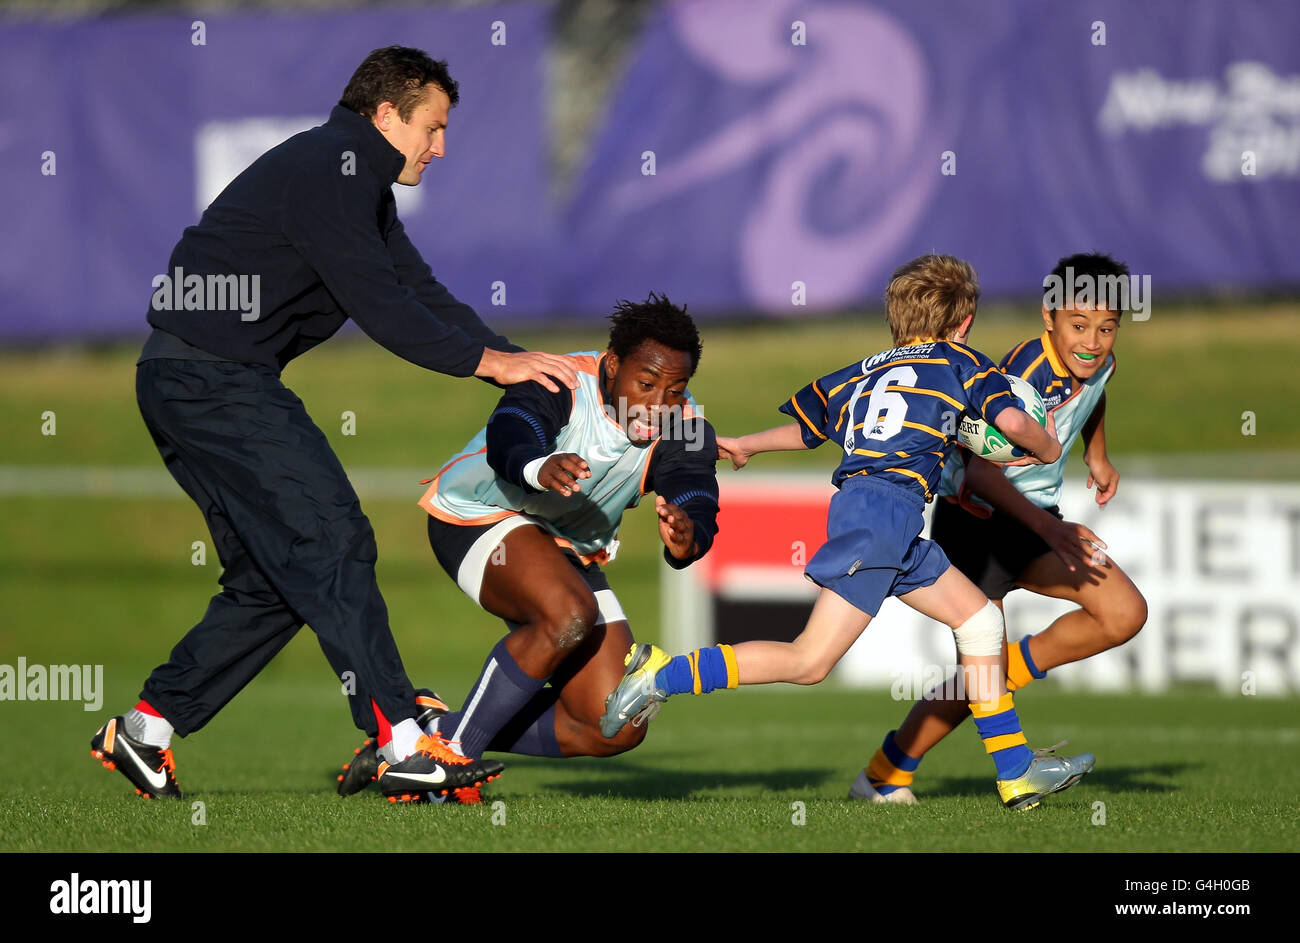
[147,105,518,373]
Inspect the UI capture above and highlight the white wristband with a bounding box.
[522,456,547,490]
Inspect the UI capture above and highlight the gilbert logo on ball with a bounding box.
[957,375,1047,462]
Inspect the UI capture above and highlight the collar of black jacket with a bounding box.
[326,104,407,185]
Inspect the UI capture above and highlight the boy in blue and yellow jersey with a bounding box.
[336,294,722,803]
[858,253,1147,804]
[602,255,1095,811]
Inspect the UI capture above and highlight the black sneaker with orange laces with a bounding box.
[337,737,485,803]
[90,716,183,799]
[336,689,449,796]
[376,733,503,804]
[408,693,490,804]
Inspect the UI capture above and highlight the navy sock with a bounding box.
[444,638,548,759]
[487,702,563,757]
[429,709,461,736]
[435,689,563,758]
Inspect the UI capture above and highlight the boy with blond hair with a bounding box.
[601,255,1095,810]
[859,252,1144,803]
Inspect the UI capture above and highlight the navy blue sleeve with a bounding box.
[282,156,500,377]
[485,382,573,490]
[950,343,1015,425]
[778,376,832,449]
[644,419,720,569]
[386,215,524,361]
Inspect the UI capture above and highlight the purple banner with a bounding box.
[2,1,1299,342]
[0,4,550,342]
[561,0,1300,316]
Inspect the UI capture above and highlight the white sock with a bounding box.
[387,718,423,762]
[125,708,173,749]
[421,714,441,738]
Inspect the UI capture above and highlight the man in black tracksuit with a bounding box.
[89,47,576,801]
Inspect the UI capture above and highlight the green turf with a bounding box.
[3,685,1296,852]
[3,304,1300,468]
[1,308,1298,851]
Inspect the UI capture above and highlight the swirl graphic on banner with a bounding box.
[611,0,941,312]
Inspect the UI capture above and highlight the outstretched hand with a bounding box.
[1086,454,1120,508]
[717,436,752,470]
[477,349,581,393]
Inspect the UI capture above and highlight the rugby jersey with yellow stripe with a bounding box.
[939,331,1115,509]
[780,339,1016,501]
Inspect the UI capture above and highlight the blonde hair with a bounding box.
[885,255,979,346]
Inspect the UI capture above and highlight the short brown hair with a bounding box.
[339,46,459,121]
[884,254,979,346]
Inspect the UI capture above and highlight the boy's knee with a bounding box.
[951,599,1004,656]
[1113,590,1148,643]
[1098,586,1147,647]
[793,657,834,685]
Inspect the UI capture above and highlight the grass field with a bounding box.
[2,305,1298,852]
[5,687,1296,852]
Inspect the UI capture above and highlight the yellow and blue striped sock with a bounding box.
[970,692,1033,780]
[1006,635,1047,692]
[866,730,920,795]
[655,645,739,696]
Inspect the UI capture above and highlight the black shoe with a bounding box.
[90,716,183,799]
[413,688,450,729]
[376,733,504,804]
[336,738,381,796]
[336,689,451,796]
[411,691,486,804]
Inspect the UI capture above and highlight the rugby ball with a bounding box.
[957,374,1048,462]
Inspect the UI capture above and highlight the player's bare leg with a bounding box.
[598,587,873,739]
[477,524,603,681]
[839,575,1002,801]
[897,567,1006,709]
[891,600,1007,760]
[870,566,1093,808]
[729,588,872,685]
[1014,552,1147,670]
[604,572,987,708]
[412,523,651,766]
[437,616,646,759]
[434,523,613,765]
[546,617,647,756]
[891,553,1145,760]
